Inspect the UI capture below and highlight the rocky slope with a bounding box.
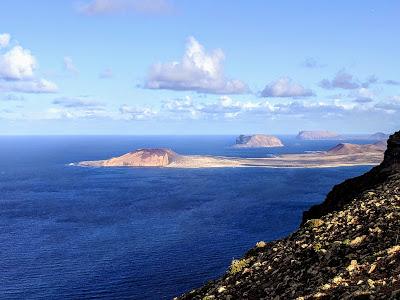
[234,134,284,148]
[177,130,400,300]
[79,148,178,167]
[297,130,340,140]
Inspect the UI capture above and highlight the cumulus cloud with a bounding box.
[53,97,103,108]
[145,36,248,94]
[319,70,377,90]
[78,0,173,15]
[0,46,36,80]
[319,70,359,90]
[0,33,11,48]
[261,77,314,98]
[0,36,58,93]
[63,56,79,75]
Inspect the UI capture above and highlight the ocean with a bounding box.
[0,136,372,299]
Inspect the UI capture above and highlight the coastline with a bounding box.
[78,152,384,169]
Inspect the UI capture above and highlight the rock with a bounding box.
[346,260,358,272]
[350,236,366,248]
[234,134,284,148]
[217,286,226,293]
[256,241,267,248]
[296,130,339,140]
[368,263,377,274]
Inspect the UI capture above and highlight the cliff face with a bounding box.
[303,131,399,223]
[177,130,400,300]
[234,134,284,148]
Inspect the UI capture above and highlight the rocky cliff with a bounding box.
[234,134,284,148]
[297,130,339,140]
[177,130,400,300]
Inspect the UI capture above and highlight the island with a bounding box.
[234,134,284,148]
[79,148,178,167]
[369,132,389,140]
[297,130,340,140]
[77,141,386,169]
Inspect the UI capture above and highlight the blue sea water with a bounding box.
[0,136,372,299]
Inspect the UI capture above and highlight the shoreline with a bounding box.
[77,152,384,169]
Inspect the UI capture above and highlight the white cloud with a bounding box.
[63,56,79,75]
[261,77,314,98]
[0,33,11,48]
[162,96,275,120]
[351,88,375,103]
[0,36,58,93]
[374,96,400,113]
[41,107,110,120]
[119,105,158,120]
[53,97,103,108]
[78,0,173,15]
[145,36,248,94]
[0,79,58,93]
[320,71,377,90]
[0,46,37,80]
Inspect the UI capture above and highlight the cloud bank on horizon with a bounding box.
[0,0,399,134]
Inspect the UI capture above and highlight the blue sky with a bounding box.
[0,0,399,134]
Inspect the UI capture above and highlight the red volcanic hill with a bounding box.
[80,148,179,167]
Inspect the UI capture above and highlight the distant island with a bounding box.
[297,130,340,140]
[369,132,389,140]
[78,141,386,169]
[234,134,283,148]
